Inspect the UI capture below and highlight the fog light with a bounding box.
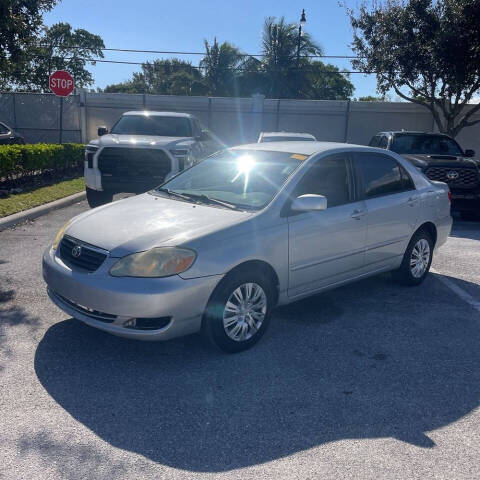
[123,317,171,330]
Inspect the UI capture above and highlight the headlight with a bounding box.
[85,145,99,168]
[52,220,72,250]
[169,149,193,170]
[109,247,196,278]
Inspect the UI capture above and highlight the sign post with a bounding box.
[49,70,75,144]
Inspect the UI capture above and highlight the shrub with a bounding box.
[0,143,84,181]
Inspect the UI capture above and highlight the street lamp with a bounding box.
[297,9,306,69]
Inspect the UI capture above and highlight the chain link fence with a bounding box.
[0,93,81,144]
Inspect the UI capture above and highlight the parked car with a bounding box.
[84,111,222,208]
[43,141,451,353]
[369,131,480,219]
[258,131,316,143]
[0,121,25,144]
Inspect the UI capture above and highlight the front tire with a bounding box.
[392,230,433,286]
[202,268,275,353]
[86,187,113,208]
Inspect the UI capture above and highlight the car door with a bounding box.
[287,152,368,298]
[353,152,420,270]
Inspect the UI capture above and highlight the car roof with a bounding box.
[260,131,316,139]
[377,131,451,137]
[234,141,376,156]
[122,111,194,118]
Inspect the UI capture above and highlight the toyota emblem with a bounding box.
[71,245,82,258]
[446,170,459,180]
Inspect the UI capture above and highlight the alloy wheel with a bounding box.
[222,282,267,342]
[410,238,431,278]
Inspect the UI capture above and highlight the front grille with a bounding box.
[52,291,116,323]
[98,147,171,186]
[425,166,479,188]
[59,236,107,272]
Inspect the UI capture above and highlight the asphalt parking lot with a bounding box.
[1,199,479,480]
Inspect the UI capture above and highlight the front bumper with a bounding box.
[42,246,223,341]
[450,189,480,212]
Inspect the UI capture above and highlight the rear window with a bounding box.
[355,153,405,198]
[111,115,192,137]
[391,134,462,155]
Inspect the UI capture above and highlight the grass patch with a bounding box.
[0,177,85,218]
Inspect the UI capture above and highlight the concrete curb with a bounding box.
[0,191,86,231]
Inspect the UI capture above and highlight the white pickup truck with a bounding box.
[84,111,221,207]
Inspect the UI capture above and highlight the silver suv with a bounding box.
[84,111,221,207]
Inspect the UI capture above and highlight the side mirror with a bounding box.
[291,194,327,213]
[196,130,210,142]
[98,126,108,137]
[464,149,475,158]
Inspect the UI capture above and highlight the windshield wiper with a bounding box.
[180,192,242,210]
[156,188,193,202]
[158,188,241,210]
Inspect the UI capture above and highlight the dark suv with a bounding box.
[0,121,24,144]
[369,131,480,219]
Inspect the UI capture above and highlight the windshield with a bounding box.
[261,136,315,142]
[154,149,304,210]
[111,115,192,137]
[390,134,463,155]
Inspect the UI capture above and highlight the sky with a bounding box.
[43,0,379,98]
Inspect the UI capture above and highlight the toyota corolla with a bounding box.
[43,142,452,352]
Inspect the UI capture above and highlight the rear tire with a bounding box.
[392,229,433,286]
[202,267,275,353]
[86,187,113,208]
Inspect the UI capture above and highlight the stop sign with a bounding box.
[49,70,75,97]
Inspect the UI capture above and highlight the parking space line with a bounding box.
[431,268,480,314]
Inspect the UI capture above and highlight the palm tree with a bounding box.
[261,16,323,98]
[200,38,248,96]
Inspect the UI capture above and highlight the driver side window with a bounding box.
[294,154,353,208]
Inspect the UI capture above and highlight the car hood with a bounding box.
[90,134,196,149]
[65,193,252,257]
[401,154,480,170]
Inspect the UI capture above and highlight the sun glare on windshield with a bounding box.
[231,154,256,192]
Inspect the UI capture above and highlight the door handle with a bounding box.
[406,196,419,206]
[351,209,366,220]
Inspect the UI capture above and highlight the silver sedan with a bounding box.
[43,142,452,352]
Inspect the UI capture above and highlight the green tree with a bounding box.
[22,22,105,92]
[200,38,247,96]
[260,16,323,98]
[0,0,58,89]
[348,0,480,137]
[105,59,206,95]
[307,62,354,100]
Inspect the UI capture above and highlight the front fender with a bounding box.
[179,217,289,294]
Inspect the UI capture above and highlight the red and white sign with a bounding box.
[49,70,75,97]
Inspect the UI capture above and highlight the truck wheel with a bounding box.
[86,187,113,208]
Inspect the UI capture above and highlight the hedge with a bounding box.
[0,143,84,181]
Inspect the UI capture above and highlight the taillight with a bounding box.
[448,191,452,203]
